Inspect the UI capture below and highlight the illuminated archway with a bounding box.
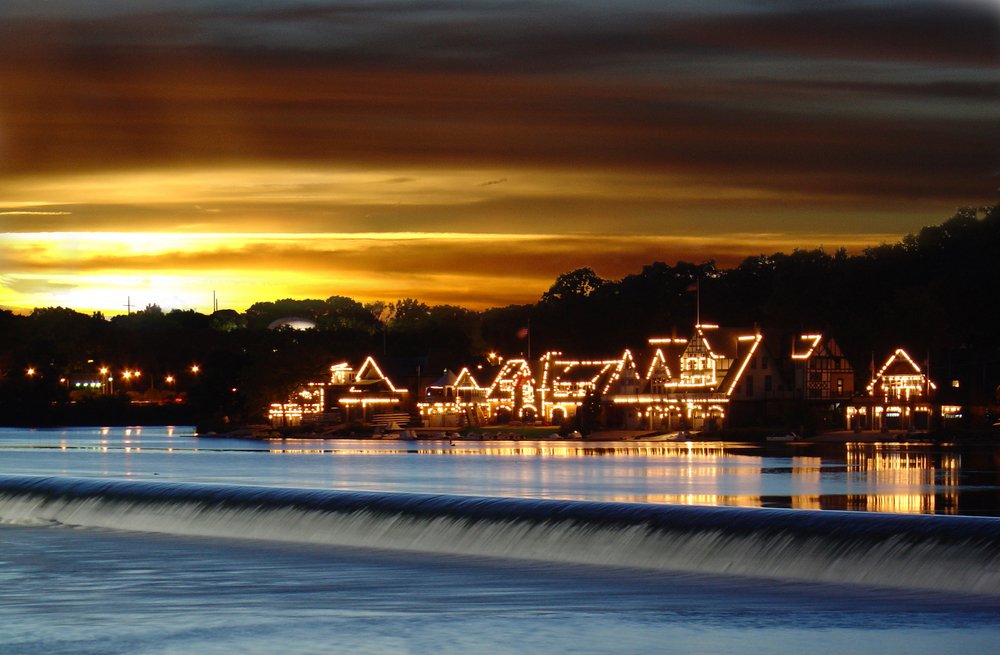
[551,407,566,425]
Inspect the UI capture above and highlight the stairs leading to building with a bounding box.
[370,411,418,429]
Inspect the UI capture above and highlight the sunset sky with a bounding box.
[1,0,998,313]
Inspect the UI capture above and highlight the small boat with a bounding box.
[765,432,799,442]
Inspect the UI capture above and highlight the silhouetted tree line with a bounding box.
[1,205,997,427]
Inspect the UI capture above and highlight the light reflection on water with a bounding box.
[1,427,999,515]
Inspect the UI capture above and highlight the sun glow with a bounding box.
[0,163,910,314]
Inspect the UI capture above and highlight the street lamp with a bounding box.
[190,364,200,374]
[99,366,112,394]
[26,367,36,377]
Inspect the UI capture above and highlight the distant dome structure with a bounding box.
[267,316,317,331]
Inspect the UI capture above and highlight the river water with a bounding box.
[2,426,999,654]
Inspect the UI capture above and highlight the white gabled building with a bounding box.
[848,348,936,431]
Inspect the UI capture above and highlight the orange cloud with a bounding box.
[1,230,899,313]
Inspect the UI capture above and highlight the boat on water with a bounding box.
[765,432,800,442]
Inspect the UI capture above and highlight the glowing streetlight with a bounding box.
[99,366,113,394]
[165,375,175,385]
[26,367,36,377]
[190,364,200,374]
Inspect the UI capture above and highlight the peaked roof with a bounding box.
[486,358,535,398]
[430,369,459,387]
[601,349,636,394]
[453,367,483,389]
[867,348,936,395]
[351,356,406,393]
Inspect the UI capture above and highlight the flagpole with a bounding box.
[696,277,701,326]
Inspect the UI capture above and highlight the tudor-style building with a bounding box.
[848,348,936,431]
[728,332,855,430]
[607,324,762,431]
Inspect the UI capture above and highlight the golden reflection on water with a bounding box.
[267,440,754,458]
[845,443,960,515]
[790,457,823,509]
[579,494,764,507]
[257,439,967,515]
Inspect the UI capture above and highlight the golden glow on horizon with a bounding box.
[1,229,897,314]
[0,163,915,314]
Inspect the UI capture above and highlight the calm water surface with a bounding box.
[1,426,998,515]
[2,426,999,654]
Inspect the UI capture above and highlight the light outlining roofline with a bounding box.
[354,355,406,393]
[601,349,635,394]
[486,358,532,396]
[792,333,824,360]
[696,327,721,359]
[725,333,763,396]
[866,347,937,394]
[453,367,482,390]
[645,348,670,381]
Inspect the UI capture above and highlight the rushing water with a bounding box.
[2,426,1000,654]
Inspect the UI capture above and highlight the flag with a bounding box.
[516,326,529,339]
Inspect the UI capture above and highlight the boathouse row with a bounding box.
[268,324,941,433]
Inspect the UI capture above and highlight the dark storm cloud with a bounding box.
[0,0,997,220]
[676,1,1000,67]
[7,1,991,71]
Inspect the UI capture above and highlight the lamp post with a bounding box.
[123,369,141,391]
